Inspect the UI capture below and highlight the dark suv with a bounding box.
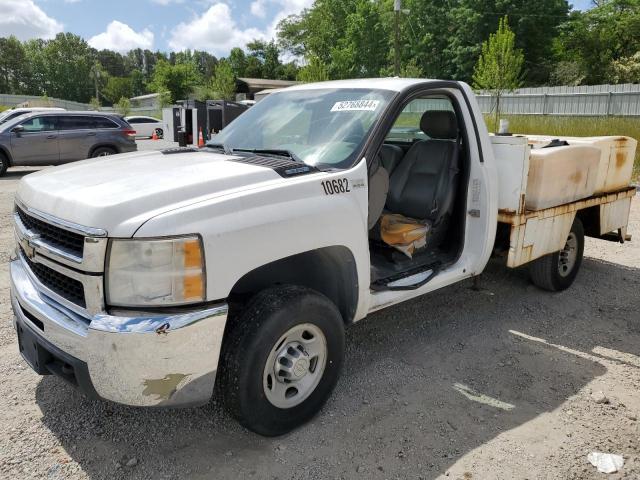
[0,111,137,176]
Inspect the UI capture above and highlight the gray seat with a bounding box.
[386,110,460,232]
[379,144,404,175]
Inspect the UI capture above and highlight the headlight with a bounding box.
[106,236,205,307]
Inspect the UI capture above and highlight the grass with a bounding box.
[485,115,640,182]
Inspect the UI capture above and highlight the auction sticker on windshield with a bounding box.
[331,100,380,112]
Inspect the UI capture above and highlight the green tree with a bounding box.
[149,59,201,103]
[297,56,329,82]
[247,40,282,79]
[21,39,48,95]
[0,36,27,94]
[472,16,524,130]
[95,49,128,77]
[210,60,236,100]
[89,61,108,104]
[115,97,131,116]
[228,47,248,77]
[42,33,95,102]
[554,0,640,84]
[609,52,640,83]
[130,69,146,96]
[244,56,263,78]
[278,0,389,79]
[103,77,133,104]
[89,97,101,110]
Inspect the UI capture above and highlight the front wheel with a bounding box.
[91,147,116,158]
[529,217,585,291]
[219,285,344,436]
[0,152,8,176]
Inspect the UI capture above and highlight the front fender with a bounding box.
[135,159,372,320]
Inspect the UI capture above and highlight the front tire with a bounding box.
[529,217,585,291]
[91,147,116,158]
[219,285,344,436]
[0,152,8,176]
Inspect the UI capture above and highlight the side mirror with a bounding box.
[12,125,24,134]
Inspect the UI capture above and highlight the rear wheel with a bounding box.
[91,147,116,158]
[529,217,585,291]
[0,152,8,176]
[219,285,344,436]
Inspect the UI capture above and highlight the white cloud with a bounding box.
[0,0,63,41]
[168,3,266,55]
[88,21,154,53]
[168,1,312,56]
[250,0,268,18]
[269,0,313,27]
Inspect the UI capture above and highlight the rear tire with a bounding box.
[91,147,116,158]
[0,152,8,176]
[529,217,585,291]
[219,285,344,436]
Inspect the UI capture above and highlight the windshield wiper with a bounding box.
[231,148,302,163]
[207,142,233,155]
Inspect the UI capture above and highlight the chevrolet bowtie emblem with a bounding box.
[22,234,40,261]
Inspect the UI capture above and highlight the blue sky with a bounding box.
[2,0,594,57]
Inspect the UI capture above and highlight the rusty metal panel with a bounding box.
[499,187,636,226]
[501,186,635,268]
[507,211,576,267]
[600,197,632,235]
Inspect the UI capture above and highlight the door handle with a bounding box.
[46,135,57,139]
[86,132,96,136]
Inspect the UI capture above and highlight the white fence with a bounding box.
[476,83,640,116]
[0,93,158,117]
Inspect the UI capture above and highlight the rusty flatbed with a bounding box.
[498,186,637,225]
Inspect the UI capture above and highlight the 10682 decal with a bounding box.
[321,178,351,195]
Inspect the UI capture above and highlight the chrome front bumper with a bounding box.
[10,258,228,407]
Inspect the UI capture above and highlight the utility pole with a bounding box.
[394,0,401,76]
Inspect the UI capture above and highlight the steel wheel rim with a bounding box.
[263,323,327,409]
[558,232,578,277]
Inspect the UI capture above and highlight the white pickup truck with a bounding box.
[10,78,637,436]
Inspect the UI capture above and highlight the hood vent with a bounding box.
[227,155,318,178]
[161,147,201,155]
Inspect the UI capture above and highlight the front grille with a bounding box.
[16,206,85,258]
[22,250,86,308]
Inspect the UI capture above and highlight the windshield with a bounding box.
[209,88,395,169]
[0,110,27,125]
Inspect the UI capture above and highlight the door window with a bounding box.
[94,117,119,129]
[386,97,454,142]
[58,116,96,130]
[18,116,57,132]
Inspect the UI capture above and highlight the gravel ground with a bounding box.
[0,148,639,479]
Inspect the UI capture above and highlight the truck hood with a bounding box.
[16,149,285,236]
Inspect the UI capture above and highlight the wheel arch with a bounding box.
[227,245,359,325]
[0,144,13,165]
[88,143,119,157]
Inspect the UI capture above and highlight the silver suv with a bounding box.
[0,111,137,176]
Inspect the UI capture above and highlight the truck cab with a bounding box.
[9,79,635,436]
